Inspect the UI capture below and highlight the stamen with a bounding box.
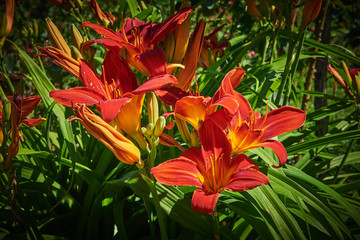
[102,65,112,99]
[121,13,129,43]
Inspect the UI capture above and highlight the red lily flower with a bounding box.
[50,49,177,123]
[81,7,193,76]
[174,67,306,167]
[151,118,268,214]
[174,68,246,130]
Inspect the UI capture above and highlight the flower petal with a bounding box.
[224,168,269,192]
[151,158,202,187]
[22,118,46,127]
[82,21,120,42]
[191,188,219,214]
[50,87,105,107]
[258,140,288,167]
[79,60,106,96]
[256,106,306,142]
[151,7,194,45]
[154,86,189,106]
[175,96,207,130]
[136,48,168,76]
[132,74,178,95]
[102,51,138,95]
[99,98,131,123]
[176,19,205,90]
[70,104,140,165]
[20,96,42,118]
[199,118,232,170]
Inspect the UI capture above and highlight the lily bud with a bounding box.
[71,46,83,60]
[147,92,159,124]
[146,123,154,137]
[299,0,322,32]
[2,98,11,122]
[153,116,166,138]
[46,18,71,55]
[71,24,83,50]
[190,128,199,147]
[354,72,360,95]
[32,20,38,38]
[175,116,191,145]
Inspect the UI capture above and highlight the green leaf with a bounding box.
[126,0,139,17]
[287,129,360,155]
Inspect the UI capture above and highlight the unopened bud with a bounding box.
[71,46,83,60]
[2,98,11,122]
[354,73,360,95]
[141,126,147,136]
[46,18,71,55]
[299,0,322,32]
[85,45,95,59]
[32,19,38,38]
[147,92,159,124]
[71,24,83,50]
[146,123,154,137]
[153,116,166,138]
[190,128,199,147]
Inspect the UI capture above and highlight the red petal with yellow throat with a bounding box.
[174,96,207,130]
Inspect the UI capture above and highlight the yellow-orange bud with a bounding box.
[46,18,71,55]
[71,24,83,50]
[147,92,159,124]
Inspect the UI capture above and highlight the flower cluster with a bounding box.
[39,2,305,215]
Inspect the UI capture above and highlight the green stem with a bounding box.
[332,139,355,184]
[283,32,305,105]
[270,27,280,64]
[275,30,296,106]
[261,36,269,64]
[147,180,168,240]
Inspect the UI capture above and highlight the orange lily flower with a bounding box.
[174,67,306,167]
[174,68,246,130]
[50,49,176,149]
[0,0,14,46]
[69,104,142,166]
[151,118,268,214]
[81,7,193,76]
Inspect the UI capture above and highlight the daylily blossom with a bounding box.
[50,49,177,149]
[69,104,142,166]
[174,67,306,167]
[81,7,193,76]
[151,117,268,214]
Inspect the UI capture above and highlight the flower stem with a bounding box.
[283,32,305,105]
